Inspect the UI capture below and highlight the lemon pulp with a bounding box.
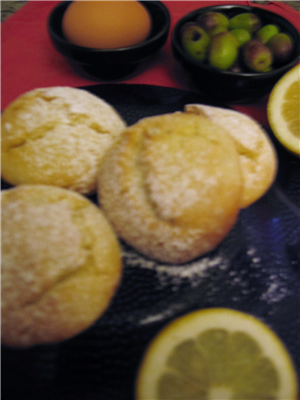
[282,80,299,140]
[136,308,299,400]
[267,64,300,156]
[158,329,279,399]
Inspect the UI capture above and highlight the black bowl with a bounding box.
[171,4,300,103]
[47,1,170,81]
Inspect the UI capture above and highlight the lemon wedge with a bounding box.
[136,308,298,400]
[267,63,300,156]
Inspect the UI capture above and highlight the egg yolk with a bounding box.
[62,1,152,49]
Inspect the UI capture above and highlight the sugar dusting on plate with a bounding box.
[122,245,228,289]
[248,246,292,305]
[260,271,292,304]
[123,243,292,307]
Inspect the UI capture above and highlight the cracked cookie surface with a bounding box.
[98,112,242,264]
[1,87,126,194]
[1,185,123,347]
[185,104,278,208]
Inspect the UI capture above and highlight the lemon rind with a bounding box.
[267,64,300,156]
[136,308,299,399]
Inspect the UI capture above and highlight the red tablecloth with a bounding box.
[1,0,300,127]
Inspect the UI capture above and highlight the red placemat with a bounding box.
[1,0,300,126]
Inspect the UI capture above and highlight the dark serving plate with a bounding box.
[2,84,300,400]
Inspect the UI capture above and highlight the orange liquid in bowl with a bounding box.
[62,1,152,49]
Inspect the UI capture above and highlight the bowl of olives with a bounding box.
[171,5,300,103]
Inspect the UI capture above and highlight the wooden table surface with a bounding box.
[1,0,300,22]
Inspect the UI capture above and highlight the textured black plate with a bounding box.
[2,84,300,400]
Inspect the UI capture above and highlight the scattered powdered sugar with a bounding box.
[247,246,262,264]
[247,246,291,304]
[123,242,293,309]
[260,274,291,304]
[3,122,12,131]
[122,246,229,289]
[139,303,188,326]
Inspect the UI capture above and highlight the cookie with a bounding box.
[98,112,242,264]
[1,185,123,347]
[185,104,278,208]
[1,87,126,194]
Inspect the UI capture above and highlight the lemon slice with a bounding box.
[267,64,300,156]
[136,308,298,400]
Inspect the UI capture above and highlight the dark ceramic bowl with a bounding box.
[48,1,170,81]
[171,4,300,103]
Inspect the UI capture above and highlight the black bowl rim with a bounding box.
[47,0,170,54]
[171,4,300,78]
